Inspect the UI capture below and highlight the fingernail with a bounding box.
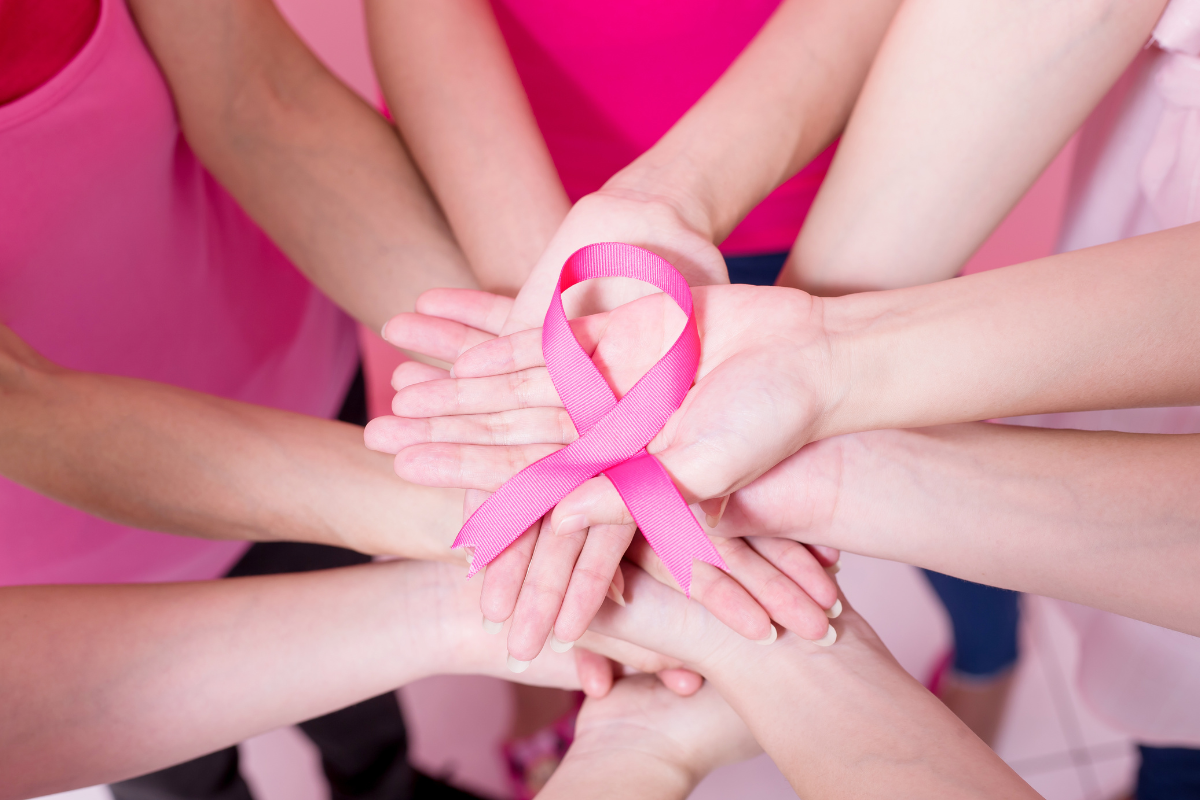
[555,515,588,537]
[464,547,475,566]
[380,320,390,341]
[507,654,531,673]
[449,364,456,378]
[827,560,842,575]
[704,495,731,529]
[826,599,842,619]
[812,624,837,647]
[755,624,778,646]
[482,616,503,635]
[550,634,575,653]
[606,579,627,607]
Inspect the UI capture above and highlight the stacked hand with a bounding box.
[367,278,845,669]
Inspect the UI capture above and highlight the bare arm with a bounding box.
[129,0,476,332]
[0,560,577,800]
[785,0,1166,294]
[721,423,1200,636]
[589,567,1039,800]
[365,0,570,296]
[0,325,462,561]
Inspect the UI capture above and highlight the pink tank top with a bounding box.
[492,0,834,256]
[0,0,358,586]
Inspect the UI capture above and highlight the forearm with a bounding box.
[0,561,441,799]
[821,225,1200,436]
[786,0,1164,294]
[604,0,900,245]
[366,0,569,294]
[0,333,462,560]
[539,748,692,800]
[130,0,476,332]
[830,425,1199,634]
[706,630,1037,799]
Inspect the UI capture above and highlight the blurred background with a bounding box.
[41,1,1133,798]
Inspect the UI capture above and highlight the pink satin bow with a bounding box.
[453,242,727,595]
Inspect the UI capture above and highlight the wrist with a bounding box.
[550,734,695,800]
[808,290,899,441]
[599,166,719,246]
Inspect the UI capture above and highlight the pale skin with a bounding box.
[783,0,1168,293]
[0,0,479,561]
[0,561,580,800]
[590,565,1042,799]
[369,289,843,660]
[715,424,1200,637]
[365,0,901,663]
[537,673,761,800]
[374,222,1200,631]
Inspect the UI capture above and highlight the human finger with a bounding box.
[574,647,614,698]
[452,311,613,379]
[393,442,562,491]
[479,522,540,635]
[746,536,841,615]
[382,311,494,364]
[415,288,514,335]
[552,524,637,645]
[709,537,834,642]
[366,408,577,455]
[390,360,447,391]
[505,519,589,663]
[656,668,704,697]
[391,369,562,418]
[626,535,774,643]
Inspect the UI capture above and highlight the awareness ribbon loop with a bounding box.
[453,242,727,595]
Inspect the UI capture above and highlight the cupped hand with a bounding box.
[368,285,841,665]
[544,673,761,797]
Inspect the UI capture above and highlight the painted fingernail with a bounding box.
[507,654,531,673]
[550,634,575,653]
[827,560,842,575]
[812,624,837,647]
[755,624,778,646]
[826,599,843,619]
[606,579,627,607]
[555,515,588,537]
[704,495,731,529]
[482,616,503,635]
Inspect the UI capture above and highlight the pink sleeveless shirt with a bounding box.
[491,0,834,256]
[0,0,358,586]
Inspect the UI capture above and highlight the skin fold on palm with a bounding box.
[366,285,842,665]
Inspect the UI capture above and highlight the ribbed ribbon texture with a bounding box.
[453,242,727,595]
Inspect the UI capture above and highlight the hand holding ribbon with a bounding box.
[369,255,842,661]
[454,243,725,595]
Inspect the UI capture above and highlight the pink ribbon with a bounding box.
[453,242,727,595]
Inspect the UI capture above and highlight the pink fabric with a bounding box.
[455,244,724,594]
[0,0,358,586]
[998,2,1200,742]
[491,0,835,256]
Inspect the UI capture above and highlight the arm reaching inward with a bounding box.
[713,423,1200,637]
[381,222,1200,597]
[129,0,476,332]
[586,566,1041,800]
[0,560,578,800]
[0,326,461,562]
[784,0,1166,293]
